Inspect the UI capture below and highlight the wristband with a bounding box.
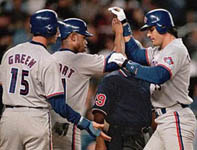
[121,19,128,24]
[122,59,129,67]
[123,23,132,37]
[77,117,90,130]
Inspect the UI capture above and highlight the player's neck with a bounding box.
[161,34,176,49]
[61,40,78,53]
[32,36,47,47]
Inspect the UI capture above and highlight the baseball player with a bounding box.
[51,18,121,150]
[92,69,152,150]
[108,7,197,150]
[0,9,110,150]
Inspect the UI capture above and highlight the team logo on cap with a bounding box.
[150,15,160,23]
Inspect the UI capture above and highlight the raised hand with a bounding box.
[112,18,123,34]
[108,7,126,22]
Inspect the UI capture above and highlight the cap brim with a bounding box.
[140,24,150,31]
[85,31,93,37]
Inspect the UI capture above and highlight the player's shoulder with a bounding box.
[5,42,25,52]
[169,38,187,51]
[42,54,58,67]
[146,46,159,54]
[78,52,104,60]
[102,70,134,84]
[103,70,120,80]
[167,38,189,57]
[74,52,105,68]
[1,42,26,60]
[53,50,104,60]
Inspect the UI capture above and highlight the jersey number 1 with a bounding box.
[9,68,29,95]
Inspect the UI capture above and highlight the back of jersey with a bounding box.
[53,50,105,115]
[1,42,62,108]
[93,70,152,127]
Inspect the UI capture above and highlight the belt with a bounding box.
[155,103,189,118]
[5,105,48,109]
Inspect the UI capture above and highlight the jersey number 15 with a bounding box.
[9,68,29,95]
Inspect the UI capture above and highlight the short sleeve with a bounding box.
[43,60,64,98]
[145,47,155,66]
[92,77,114,116]
[156,47,187,77]
[76,53,105,75]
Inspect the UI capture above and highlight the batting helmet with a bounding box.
[58,18,93,40]
[30,9,58,37]
[140,9,175,34]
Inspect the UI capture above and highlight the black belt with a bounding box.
[5,105,48,109]
[155,103,189,118]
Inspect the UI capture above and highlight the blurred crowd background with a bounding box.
[0,0,197,149]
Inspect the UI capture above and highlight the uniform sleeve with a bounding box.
[155,46,188,78]
[125,37,149,65]
[43,60,64,98]
[76,53,105,75]
[48,95,81,124]
[92,77,114,116]
[145,47,155,66]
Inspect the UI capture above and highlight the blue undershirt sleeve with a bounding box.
[125,38,147,65]
[125,63,170,84]
[48,95,81,124]
[104,52,120,72]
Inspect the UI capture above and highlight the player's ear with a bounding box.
[70,32,77,42]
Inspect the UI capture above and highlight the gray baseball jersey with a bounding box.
[53,50,105,115]
[144,38,197,150]
[1,42,64,107]
[51,49,105,150]
[0,41,64,150]
[146,38,193,107]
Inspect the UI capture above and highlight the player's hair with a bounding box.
[167,27,178,38]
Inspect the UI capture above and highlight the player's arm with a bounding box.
[112,18,125,54]
[123,61,171,84]
[104,53,120,72]
[93,111,107,150]
[45,60,110,140]
[108,7,148,65]
[48,95,111,141]
[108,54,170,84]
[92,76,115,149]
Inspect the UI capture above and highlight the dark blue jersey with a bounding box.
[92,69,152,128]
